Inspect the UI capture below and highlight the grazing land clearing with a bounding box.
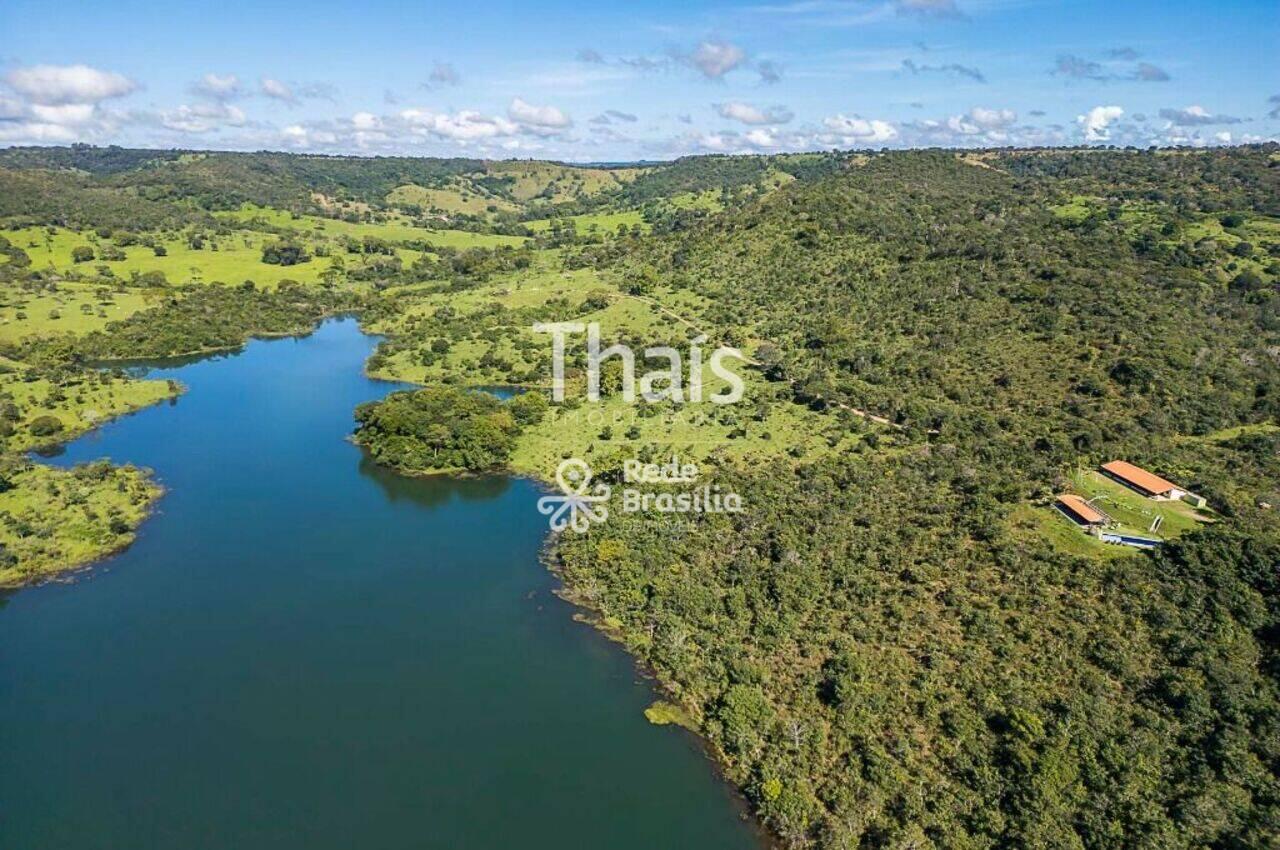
[217,205,527,249]
[3,225,350,287]
[0,366,177,451]
[0,282,159,342]
[525,209,647,235]
[487,161,640,203]
[386,183,519,215]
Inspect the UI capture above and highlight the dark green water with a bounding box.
[0,319,759,850]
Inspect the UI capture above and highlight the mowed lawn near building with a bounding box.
[1021,467,1214,558]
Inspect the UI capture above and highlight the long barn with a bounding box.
[1100,461,1186,500]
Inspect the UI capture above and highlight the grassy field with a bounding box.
[508,368,857,480]
[4,225,345,287]
[365,249,868,483]
[0,281,161,343]
[667,190,725,212]
[386,183,518,215]
[0,460,161,587]
[217,205,527,249]
[0,364,178,452]
[487,161,640,203]
[1029,467,1214,557]
[525,209,647,235]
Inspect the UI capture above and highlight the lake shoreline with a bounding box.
[4,317,770,848]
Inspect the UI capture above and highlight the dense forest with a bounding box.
[1,142,1277,847]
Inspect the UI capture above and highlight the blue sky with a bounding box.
[1,0,1277,160]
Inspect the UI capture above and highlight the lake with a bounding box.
[0,318,760,850]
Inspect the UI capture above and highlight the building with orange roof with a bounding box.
[1055,494,1109,528]
[1100,460,1185,500]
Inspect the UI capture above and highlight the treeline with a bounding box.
[0,168,211,231]
[22,283,359,361]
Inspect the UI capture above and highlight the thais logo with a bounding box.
[533,322,745,405]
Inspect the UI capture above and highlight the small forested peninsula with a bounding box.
[0,142,1277,847]
[353,386,547,473]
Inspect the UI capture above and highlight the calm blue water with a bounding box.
[0,319,758,850]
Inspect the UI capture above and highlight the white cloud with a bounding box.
[685,41,746,79]
[352,111,381,131]
[29,103,98,126]
[0,121,79,142]
[822,114,899,143]
[1158,105,1243,126]
[161,102,247,133]
[716,101,793,125]
[4,64,137,105]
[1077,105,1124,141]
[400,108,520,141]
[192,73,242,100]
[260,77,296,103]
[937,106,1018,137]
[743,128,780,148]
[508,97,572,131]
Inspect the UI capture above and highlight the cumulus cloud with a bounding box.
[822,114,899,144]
[254,77,335,107]
[902,58,985,83]
[1270,94,1280,120]
[1107,47,1140,60]
[260,77,296,104]
[1077,105,1123,141]
[4,64,137,105]
[161,101,247,134]
[400,108,519,141]
[508,97,572,132]
[716,101,793,125]
[190,73,243,100]
[757,60,782,84]
[0,64,140,144]
[576,48,605,64]
[680,41,747,79]
[907,106,1018,144]
[1158,105,1243,126]
[953,106,1016,133]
